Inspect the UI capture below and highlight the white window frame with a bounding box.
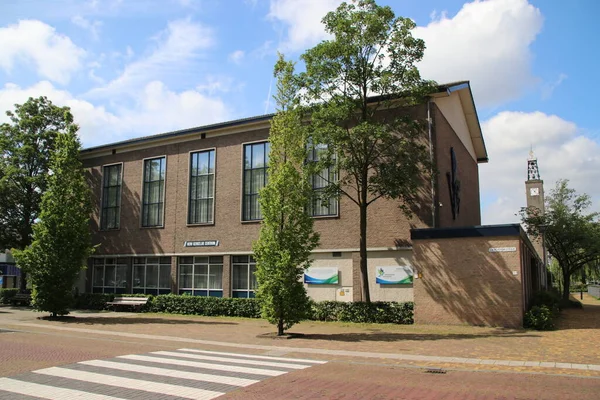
[187,148,216,225]
[140,156,167,228]
[132,257,172,294]
[232,255,257,298]
[178,256,224,297]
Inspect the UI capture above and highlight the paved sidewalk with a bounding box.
[2,294,599,378]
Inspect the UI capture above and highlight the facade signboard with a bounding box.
[184,240,219,247]
[376,266,413,284]
[488,247,517,253]
[304,267,339,284]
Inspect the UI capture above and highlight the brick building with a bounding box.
[79,81,489,305]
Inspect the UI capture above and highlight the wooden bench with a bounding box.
[11,293,31,306]
[106,296,148,312]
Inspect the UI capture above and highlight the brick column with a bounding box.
[170,256,178,294]
[124,257,133,294]
[222,255,232,297]
[352,252,362,301]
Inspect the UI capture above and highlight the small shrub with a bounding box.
[147,295,262,318]
[524,305,555,330]
[0,289,18,304]
[569,283,588,293]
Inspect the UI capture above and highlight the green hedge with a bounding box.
[71,293,414,324]
[309,301,414,324]
[0,289,18,304]
[147,295,262,318]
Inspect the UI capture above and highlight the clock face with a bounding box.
[530,187,540,196]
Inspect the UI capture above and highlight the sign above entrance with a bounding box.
[488,247,516,253]
[376,266,413,284]
[184,240,219,247]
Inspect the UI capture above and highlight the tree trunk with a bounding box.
[277,317,284,336]
[359,202,370,303]
[562,269,571,301]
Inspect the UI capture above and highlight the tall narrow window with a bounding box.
[142,157,166,227]
[308,143,338,216]
[243,142,270,221]
[101,164,122,230]
[188,150,215,224]
[232,255,257,298]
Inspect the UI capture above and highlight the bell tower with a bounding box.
[525,149,545,215]
[525,149,547,289]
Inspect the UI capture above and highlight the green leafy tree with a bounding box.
[253,55,320,336]
[0,97,75,291]
[13,129,94,317]
[521,179,600,301]
[296,0,435,301]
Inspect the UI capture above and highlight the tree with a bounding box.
[0,97,76,291]
[521,179,600,301]
[13,128,94,317]
[253,55,320,336]
[295,0,435,302]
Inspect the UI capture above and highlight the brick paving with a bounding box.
[219,362,600,400]
[1,294,599,378]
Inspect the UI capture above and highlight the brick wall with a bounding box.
[413,236,524,328]
[83,106,436,256]
[433,103,481,227]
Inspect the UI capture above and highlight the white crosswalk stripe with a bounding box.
[119,353,286,376]
[0,378,127,400]
[0,348,326,400]
[80,359,259,386]
[178,348,328,364]
[34,367,223,399]
[151,350,313,369]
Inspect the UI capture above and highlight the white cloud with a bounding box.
[228,50,245,64]
[89,18,214,97]
[0,20,85,84]
[480,111,600,224]
[71,15,103,40]
[415,0,543,107]
[268,0,342,52]
[0,81,230,148]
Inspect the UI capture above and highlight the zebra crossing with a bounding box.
[0,348,327,399]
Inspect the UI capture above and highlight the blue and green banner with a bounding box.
[304,267,339,284]
[376,266,413,284]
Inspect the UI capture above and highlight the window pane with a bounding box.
[209,265,223,290]
[244,145,252,169]
[194,256,209,264]
[104,265,115,287]
[194,264,208,289]
[159,265,171,289]
[116,265,128,288]
[252,144,265,168]
[133,265,145,288]
[232,265,248,290]
[209,256,223,264]
[180,257,193,265]
[208,150,215,173]
[146,264,158,288]
[250,264,257,290]
[251,169,264,193]
[198,151,209,174]
[179,265,193,289]
[93,265,104,286]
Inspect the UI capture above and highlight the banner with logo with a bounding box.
[304,267,339,284]
[375,266,413,284]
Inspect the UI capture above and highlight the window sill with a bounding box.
[241,219,262,224]
[311,214,340,220]
[140,225,165,230]
[186,222,215,227]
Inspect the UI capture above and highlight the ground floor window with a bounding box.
[178,256,223,297]
[232,255,257,298]
[132,257,172,295]
[92,258,128,294]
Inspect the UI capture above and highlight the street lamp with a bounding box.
[539,224,548,290]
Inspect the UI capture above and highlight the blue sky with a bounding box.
[1,0,599,224]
